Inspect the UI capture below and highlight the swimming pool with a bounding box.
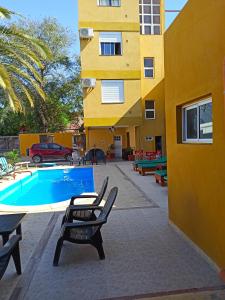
[0,168,94,206]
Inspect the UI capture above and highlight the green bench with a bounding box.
[133,157,167,171]
[138,162,167,176]
[154,170,167,186]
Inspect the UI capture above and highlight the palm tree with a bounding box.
[0,6,52,111]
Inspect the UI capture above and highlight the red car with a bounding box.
[29,143,73,163]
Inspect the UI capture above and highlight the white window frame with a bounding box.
[98,0,121,7]
[101,80,124,104]
[139,0,161,35]
[99,32,122,56]
[145,100,155,119]
[182,98,213,144]
[144,57,154,78]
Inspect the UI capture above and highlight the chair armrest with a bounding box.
[0,235,21,258]
[70,194,98,205]
[63,205,102,223]
[63,219,106,229]
[68,205,102,211]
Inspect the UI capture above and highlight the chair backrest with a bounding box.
[0,157,8,171]
[93,176,109,205]
[98,187,118,222]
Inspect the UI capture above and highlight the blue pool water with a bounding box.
[0,168,94,206]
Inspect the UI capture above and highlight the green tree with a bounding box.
[0,6,51,111]
[17,18,83,132]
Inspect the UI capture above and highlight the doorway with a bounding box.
[114,135,122,158]
[155,136,162,152]
[126,132,130,148]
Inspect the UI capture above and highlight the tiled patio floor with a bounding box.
[0,162,224,300]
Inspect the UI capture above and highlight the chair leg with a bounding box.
[12,243,22,275]
[96,242,105,260]
[61,215,65,226]
[92,231,105,260]
[53,237,64,266]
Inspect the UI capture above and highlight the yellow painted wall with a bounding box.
[54,133,73,148]
[86,128,127,152]
[165,0,225,268]
[140,36,164,96]
[139,79,166,152]
[83,80,142,126]
[79,0,166,153]
[139,33,165,152]
[80,31,141,74]
[78,0,139,25]
[19,134,40,156]
[19,133,73,156]
[127,126,136,149]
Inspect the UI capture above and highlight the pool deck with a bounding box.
[0,161,225,300]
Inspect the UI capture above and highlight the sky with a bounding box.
[1,0,188,54]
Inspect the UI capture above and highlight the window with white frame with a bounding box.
[139,0,161,35]
[98,0,120,7]
[182,98,213,143]
[145,100,155,119]
[101,80,124,103]
[99,32,122,56]
[144,58,154,78]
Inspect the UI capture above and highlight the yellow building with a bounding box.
[19,132,73,156]
[78,0,165,157]
[165,0,225,269]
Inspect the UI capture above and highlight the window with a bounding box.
[39,144,48,149]
[98,0,120,7]
[182,98,212,143]
[144,58,154,78]
[139,0,161,35]
[99,32,122,56]
[145,100,155,119]
[101,80,124,103]
[48,143,61,150]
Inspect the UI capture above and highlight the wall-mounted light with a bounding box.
[109,127,115,133]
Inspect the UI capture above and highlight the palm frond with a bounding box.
[0,65,22,111]
[0,7,52,111]
[0,25,52,61]
[12,77,34,107]
[0,7,15,19]
[6,65,46,99]
[0,45,43,83]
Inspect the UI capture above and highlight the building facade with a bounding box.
[165,0,225,269]
[78,0,165,157]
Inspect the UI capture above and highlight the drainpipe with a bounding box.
[220,58,225,281]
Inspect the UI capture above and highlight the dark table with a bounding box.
[0,213,26,245]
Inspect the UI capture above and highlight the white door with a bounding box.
[114,135,122,158]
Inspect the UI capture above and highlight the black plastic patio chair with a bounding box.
[0,235,22,280]
[61,176,109,224]
[53,186,118,266]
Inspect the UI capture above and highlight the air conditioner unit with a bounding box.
[81,78,96,88]
[79,28,94,39]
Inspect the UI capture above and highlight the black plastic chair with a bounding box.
[53,187,118,266]
[62,177,109,224]
[0,235,22,280]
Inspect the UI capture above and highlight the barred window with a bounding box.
[145,100,155,119]
[139,0,161,35]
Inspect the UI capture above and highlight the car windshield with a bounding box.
[33,144,48,149]
[48,143,62,150]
